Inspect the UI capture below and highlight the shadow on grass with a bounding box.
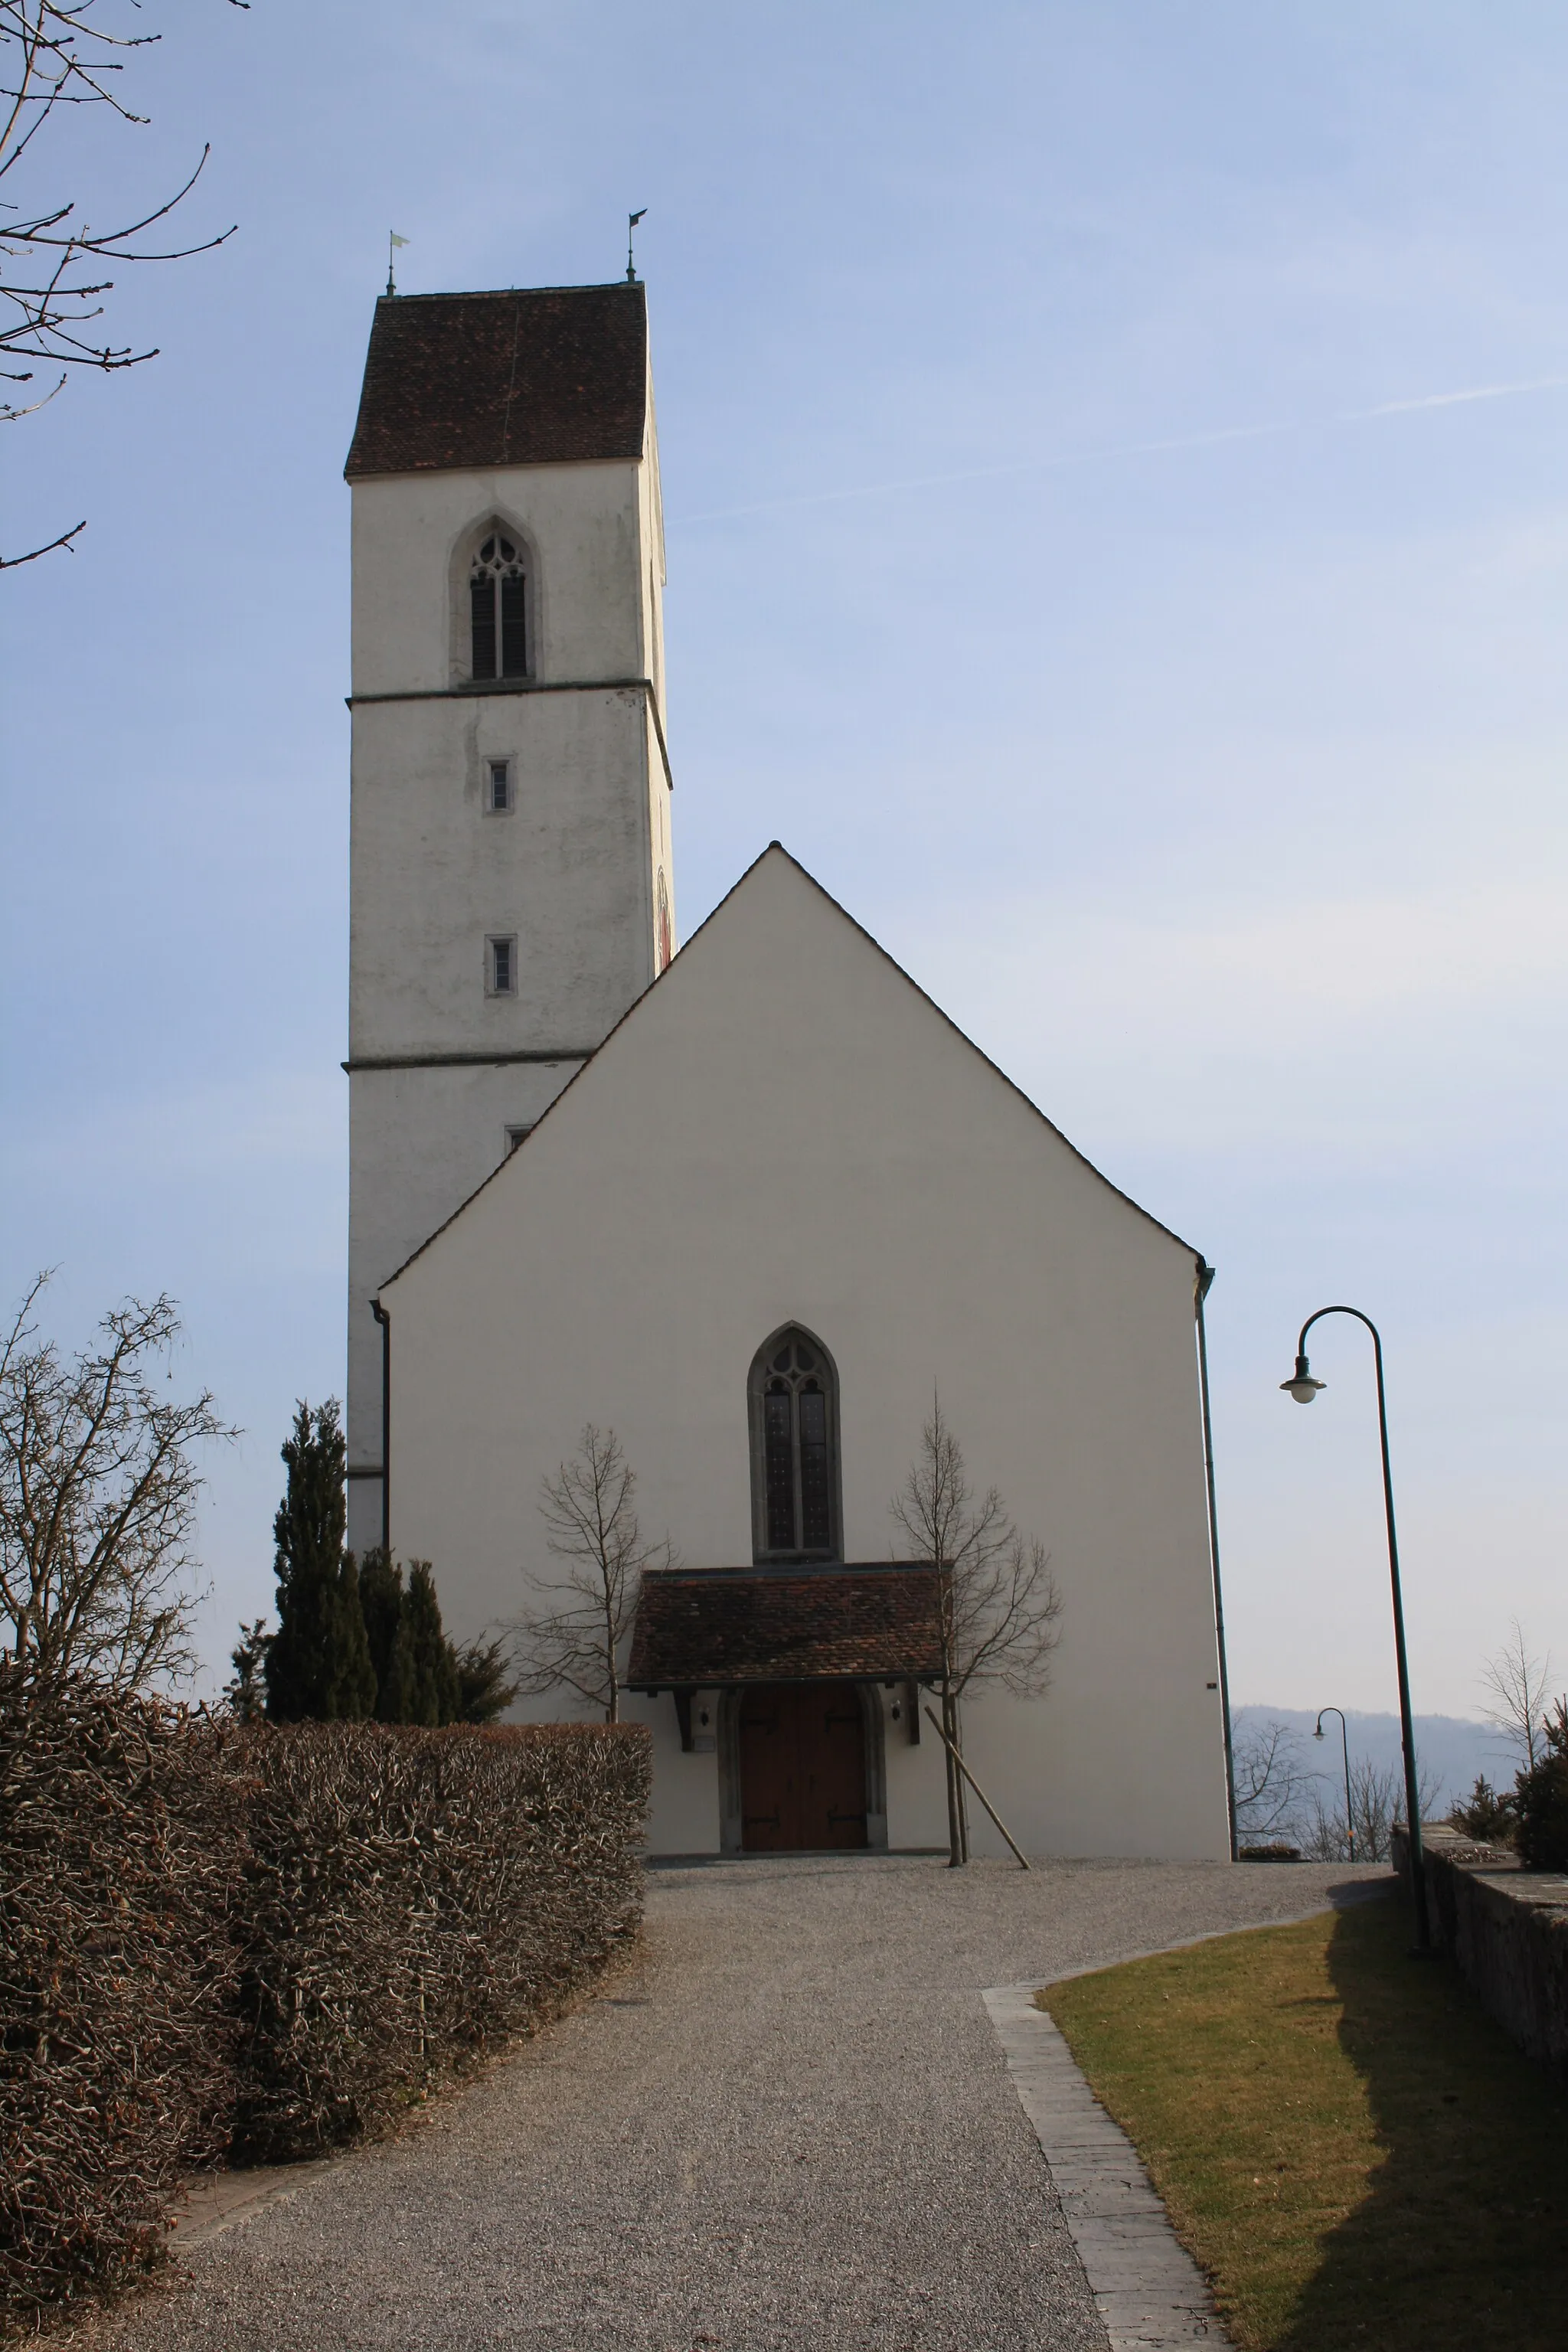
[1278,1894,1568,2352]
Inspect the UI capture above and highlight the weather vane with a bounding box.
[626,208,647,284]
[387,230,409,296]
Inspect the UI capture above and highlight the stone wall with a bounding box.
[1393,1821,1568,2080]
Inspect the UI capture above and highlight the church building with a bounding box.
[343,276,1233,1862]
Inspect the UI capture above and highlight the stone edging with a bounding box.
[983,1984,1222,2347]
[981,1889,1393,2348]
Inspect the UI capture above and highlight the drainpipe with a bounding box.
[371,1298,390,1556]
[1196,1259,1238,1860]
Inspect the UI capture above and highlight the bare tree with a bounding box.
[1232,1716,1315,1848]
[1,0,243,567]
[890,1397,1063,1867]
[1299,1753,1446,1864]
[508,1425,674,1722]
[0,1273,234,1696]
[1478,1619,1554,1775]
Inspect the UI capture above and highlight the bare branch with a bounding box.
[890,1397,1063,1866]
[1298,1753,1446,1863]
[1232,1717,1313,1844]
[508,1425,675,1722]
[0,1272,236,1697]
[1478,1619,1554,1775]
[1233,1714,1442,1859]
[890,1396,1063,1705]
[0,4,243,564]
[0,508,81,564]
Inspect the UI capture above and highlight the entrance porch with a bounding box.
[626,1563,944,1856]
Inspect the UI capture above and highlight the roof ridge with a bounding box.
[377,282,642,303]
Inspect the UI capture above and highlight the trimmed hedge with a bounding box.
[0,1677,241,2310]
[232,1722,648,2158]
[0,1674,649,2315]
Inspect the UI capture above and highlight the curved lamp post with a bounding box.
[1314,1706,1354,1864]
[1282,1307,1429,1949]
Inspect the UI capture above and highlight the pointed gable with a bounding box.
[381,841,1197,1295]
[377,844,1226,1864]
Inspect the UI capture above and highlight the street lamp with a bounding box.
[1281,1306,1429,1951]
[1314,1706,1354,1864]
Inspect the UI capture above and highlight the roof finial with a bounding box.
[626,207,646,284]
[387,230,409,297]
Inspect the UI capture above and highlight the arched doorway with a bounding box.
[737,1681,868,1851]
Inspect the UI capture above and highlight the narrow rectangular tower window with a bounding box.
[487,934,517,995]
[487,759,512,812]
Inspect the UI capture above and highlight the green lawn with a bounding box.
[1039,1894,1568,2351]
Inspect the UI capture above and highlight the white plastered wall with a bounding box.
[381,849,1230,1861]
[345,445,673,1544]
[349,686,656,1060]
[351,459,650,698]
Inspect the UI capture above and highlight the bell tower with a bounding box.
[342,280,675,1553]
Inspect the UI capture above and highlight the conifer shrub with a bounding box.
[1448,1774,1517,1845]
[276,1534,514,1729]
[264,1400,376,1722]
[1513,1700,1568,1872]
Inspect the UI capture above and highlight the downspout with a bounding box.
[1196,1259,1237,1860]
[371,1298,390,1556]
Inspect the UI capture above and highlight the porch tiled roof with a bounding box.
[626,1563,944,1688]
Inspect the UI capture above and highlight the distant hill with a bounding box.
[1231,1705,1515,1815]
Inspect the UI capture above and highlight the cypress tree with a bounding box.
[403,1560,460,1726]
[224,1619,272,1723]
[358,1547,416,1723]
[335,1550,378,1720]
[263,1400,377,1721]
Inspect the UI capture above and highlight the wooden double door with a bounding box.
[738,1681,867,1852]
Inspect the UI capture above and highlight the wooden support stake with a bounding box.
[922,1706,1031,1870]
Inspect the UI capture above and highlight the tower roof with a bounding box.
[345,282,648,481]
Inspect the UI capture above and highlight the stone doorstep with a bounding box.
[982,1984,1229,2351]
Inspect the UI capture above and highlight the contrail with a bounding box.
[676,374,1568,526]
[1363,375,1568,416]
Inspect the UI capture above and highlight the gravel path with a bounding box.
[82,1855,1387,2352]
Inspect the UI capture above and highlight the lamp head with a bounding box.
[1282,1352,1326,1405]
[1314,1716,1325,1740]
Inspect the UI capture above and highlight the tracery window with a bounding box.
[469,532,528,679]
[748,1327,841,1563]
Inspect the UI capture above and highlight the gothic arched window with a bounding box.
[748,1327,841,1563]
[469,531,528,680]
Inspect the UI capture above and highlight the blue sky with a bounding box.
[4,2,1564,1720]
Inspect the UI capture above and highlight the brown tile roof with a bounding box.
[344,283,647,480]
[626,1565,944,1688]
